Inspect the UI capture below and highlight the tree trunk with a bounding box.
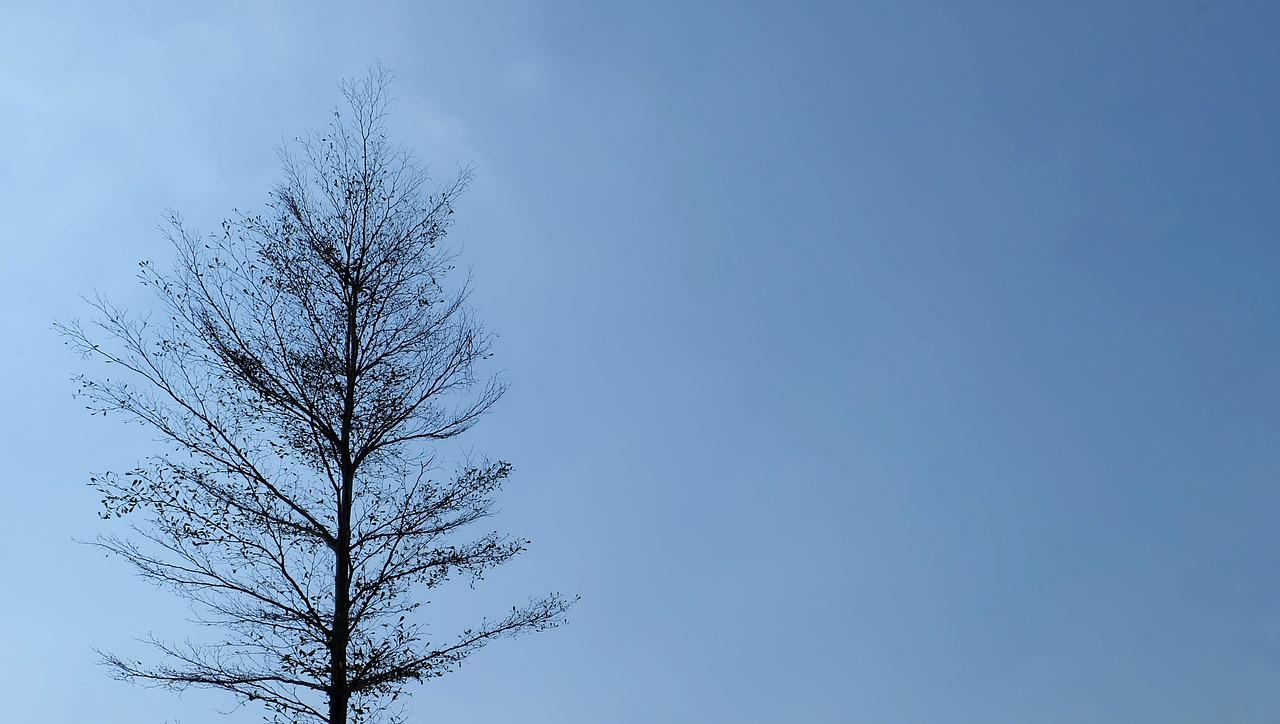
[330,470,352,724]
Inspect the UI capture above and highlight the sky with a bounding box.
[3,1,1280,722]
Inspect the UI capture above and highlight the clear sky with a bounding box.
[3,1,1279,722]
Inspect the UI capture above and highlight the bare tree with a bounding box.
[59,67,574,724]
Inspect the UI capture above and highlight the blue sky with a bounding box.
[3,1,1280,722]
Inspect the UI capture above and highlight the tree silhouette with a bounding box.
[59,66,573,724]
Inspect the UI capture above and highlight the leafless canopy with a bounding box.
[59,66,573,724]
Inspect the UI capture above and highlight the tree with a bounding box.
[58,67,574,724]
